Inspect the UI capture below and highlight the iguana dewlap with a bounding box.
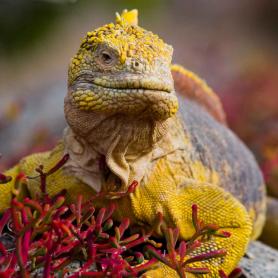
[0,10,266,277]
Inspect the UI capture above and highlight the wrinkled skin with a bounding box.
[0,10,266,277]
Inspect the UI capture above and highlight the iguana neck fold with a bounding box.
[63,112,187,193]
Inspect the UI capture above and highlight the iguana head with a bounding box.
[66,10,178,121]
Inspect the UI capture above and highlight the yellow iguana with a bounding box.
[0,10,266,277]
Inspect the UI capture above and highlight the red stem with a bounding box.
[0,209,11,234]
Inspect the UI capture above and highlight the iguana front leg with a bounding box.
[0,165,20,211]
[130,183,252,277]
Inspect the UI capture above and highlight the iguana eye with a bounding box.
[100,52,113,64]
[95,47,118,69]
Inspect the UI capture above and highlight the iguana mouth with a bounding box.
[69,74,178,120]
[71,73,174,93]
[73,82,172,94]
[92,77,173,93]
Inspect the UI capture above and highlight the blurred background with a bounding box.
[0,0,277,243]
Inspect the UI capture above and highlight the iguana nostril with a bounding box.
[132,60,144,71]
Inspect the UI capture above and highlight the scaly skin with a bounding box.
[0,10,266,277]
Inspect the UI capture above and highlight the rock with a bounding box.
[260,197,278,249]
[240,241,278,278]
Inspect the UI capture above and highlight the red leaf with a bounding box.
[184,249,227,265]
[47,154,70,176]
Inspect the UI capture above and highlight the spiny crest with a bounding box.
[115,9,138,26]
[79,9,173,65]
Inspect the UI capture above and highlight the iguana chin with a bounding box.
[0,9,266,277]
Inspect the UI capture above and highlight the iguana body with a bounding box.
[0,10,266,277]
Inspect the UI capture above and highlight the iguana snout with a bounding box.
[67,10,178,121]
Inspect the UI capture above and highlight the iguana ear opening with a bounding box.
[115,9,138,26]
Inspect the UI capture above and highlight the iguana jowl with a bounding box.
[0,10,266,277]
